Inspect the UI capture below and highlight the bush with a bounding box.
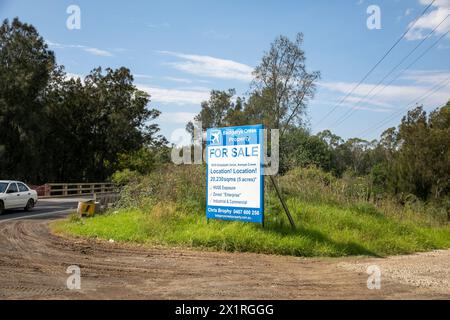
[111,169,141,186]
[279,166,370,204]
[280,166,447,226]
[56,164,450,257]
[115,164,206,212]
[108,164,448,231]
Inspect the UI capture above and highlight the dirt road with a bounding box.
[0,217,449,299]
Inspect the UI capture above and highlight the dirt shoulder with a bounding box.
[0,217,448,299]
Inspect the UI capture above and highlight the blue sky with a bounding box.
[1,0,449,143]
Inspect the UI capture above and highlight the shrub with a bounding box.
[111,169,141,186]
[115,164,206,212]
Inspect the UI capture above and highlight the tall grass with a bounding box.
[53,165,450,257]
[279,166,448,226]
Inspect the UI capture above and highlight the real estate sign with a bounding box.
[206,124,264,224]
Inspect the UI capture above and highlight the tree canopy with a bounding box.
[0,18,166,183]
[1,18,449,210]
[186,32,449,207]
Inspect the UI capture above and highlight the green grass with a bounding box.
[52,197,450,257]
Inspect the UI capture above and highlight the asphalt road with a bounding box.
[0,197,92,222]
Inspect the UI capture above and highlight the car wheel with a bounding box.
[0,201,4,215]
[24,199,35,212]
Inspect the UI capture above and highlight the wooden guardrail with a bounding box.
[37,183,116,198]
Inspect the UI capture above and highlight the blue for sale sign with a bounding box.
[206,124,264,224]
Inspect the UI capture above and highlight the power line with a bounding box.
[337,29,450,131]
[358,75,450,138]
[361,78,450,137]
[329,14,450,128]
[314,0,436,127]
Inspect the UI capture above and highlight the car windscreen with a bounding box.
[0,183,8,193]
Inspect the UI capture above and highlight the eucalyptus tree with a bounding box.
[0,18,55,181]
[248,33,320,135]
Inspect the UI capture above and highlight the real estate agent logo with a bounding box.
[209,129,222,146]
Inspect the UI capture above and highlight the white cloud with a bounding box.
[406,0,450,40]
[405,8,414,16]
[164,76,193,84]
[159,51,253,82]
[314,98,391,113]
[137,84,210,105]
[46,40,114,57]
[83,48,113,57]
[343,95,394,109]
[401,70,450,84]
[319,82,420,101]
[351,105,392,113]
[46,40,82,49]
[319,70,450,111]
[159,112,197,124]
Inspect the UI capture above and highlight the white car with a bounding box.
[0,181,38,214]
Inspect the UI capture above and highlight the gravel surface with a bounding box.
[0,217,448,299]
[338,250,450,295]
